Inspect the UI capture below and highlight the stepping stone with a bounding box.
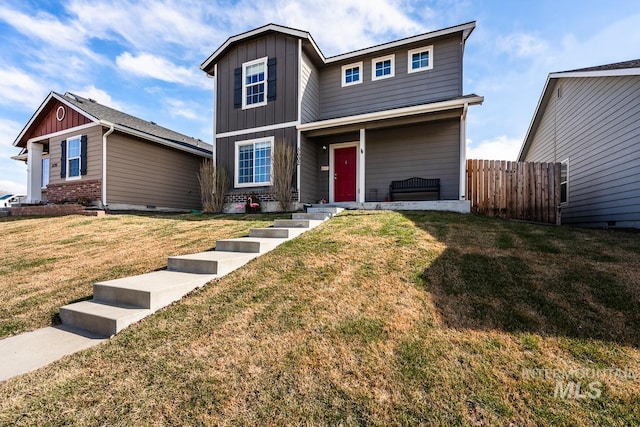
[59,301,151,337]
[291,212,330,220]
[215,237,287,253]
[249,227,306,238]
[273,219,321,229]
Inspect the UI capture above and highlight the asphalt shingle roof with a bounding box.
[59,92,212,152]
[563,59,640,73]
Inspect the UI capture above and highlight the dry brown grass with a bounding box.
[0,211,638,425]
[0,213,280,338]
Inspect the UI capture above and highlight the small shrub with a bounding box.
[272,138,296,211]
[198,160,229,213]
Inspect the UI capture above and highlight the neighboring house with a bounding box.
[12,92,212,211]
[518,60,640,228]
[200,22,482,210]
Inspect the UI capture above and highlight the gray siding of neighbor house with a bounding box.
[216,33,299,134]
[318,34,463,120]
[523,75,640,227]
[48,125,103,185]
[106,132,204,210]
[299,133,320,203]
[216,126,298,193]
[301,52,320,123]
[365,119,461,201]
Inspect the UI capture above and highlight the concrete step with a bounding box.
[215,237,287,253]
[93,270,215,310]
[291,212,330,220]
[59,301,152,337]
[249,227,307,238]
[307,206,344,215]
[273,219,322,229]
[168,251,258,274]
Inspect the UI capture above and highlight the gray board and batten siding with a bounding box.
[318,34,463,120]
[106,132,204,210]
[216,126,298,192]
[301,51,320,123]
[215,33,299,134]
[522,75,640,227]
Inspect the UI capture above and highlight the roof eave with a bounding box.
[201,23,324,74]
[298,95,483,132]
[325,21,476,64]
[549,67,640,79]
[517,75,557,161]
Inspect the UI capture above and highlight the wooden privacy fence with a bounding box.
[466,159,561,224]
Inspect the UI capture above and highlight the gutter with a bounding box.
[102,122,115,209]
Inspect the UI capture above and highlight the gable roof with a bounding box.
[201,21,476,75]
[517,59,640,160]
[14,92,212,156]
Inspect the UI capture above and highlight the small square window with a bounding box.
[408,46,433,73]
[372,54,395,81]
[341,61,363,87]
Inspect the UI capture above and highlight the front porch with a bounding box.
[309,200,471,213]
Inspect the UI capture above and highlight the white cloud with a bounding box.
[116,52,205,87]
[72,85,123,110]
[0,67,48,111]
[496,33,548,58]
[466,136,523,161]
[0,118,22,154]
[0,177,27,195]
[164,98,201,121]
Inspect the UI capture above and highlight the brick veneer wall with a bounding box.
[10,204,86,216]
[224,190,299,204]
[46,179,102,204]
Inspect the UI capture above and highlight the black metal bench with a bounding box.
[389,177,440,201]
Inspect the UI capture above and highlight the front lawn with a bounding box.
[0,211,638,425]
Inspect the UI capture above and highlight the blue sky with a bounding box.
[1,0,639,194]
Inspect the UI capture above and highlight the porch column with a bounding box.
[359,128,366,203]
[26,141,43,203]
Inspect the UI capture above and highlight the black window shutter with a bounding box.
[80,135,88,175]
[233,67,242,108]
[267,57,277,101]
[60,140,67,178]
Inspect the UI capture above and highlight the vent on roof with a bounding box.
[89,98,96,103]
[149,121,156,125]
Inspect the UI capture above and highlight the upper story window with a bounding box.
[341,62,363,87]
[67,136,82,180]
[372,54,395,81]
[408,46,433,73]
[235,137,273,188]
[242,57,268,109]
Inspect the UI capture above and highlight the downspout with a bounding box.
[459,103,469,200]
[101,122,115,209]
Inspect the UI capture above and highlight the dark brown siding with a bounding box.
[319,34,463,120]
[365,119,461,201]
[29,100,92,140]
[106,132,204,210]
[216,33,299,134]
[216,127,298,193]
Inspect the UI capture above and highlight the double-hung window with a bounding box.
[372,54,395,81]
[67,136,82,179]
[341,62,363,87]
[242,57,268,109]
[235,137,273,187]
[408,46,433,73]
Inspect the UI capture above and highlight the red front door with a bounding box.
[334,146,357,202]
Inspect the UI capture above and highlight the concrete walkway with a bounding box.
[0,326,105,382]
[0,207,341,382]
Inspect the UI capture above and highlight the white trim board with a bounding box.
[216,121,300,139]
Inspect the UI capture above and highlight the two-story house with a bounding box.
[200,22,483,211]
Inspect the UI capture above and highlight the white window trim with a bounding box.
[242,56,268,110]
[234,136,274,188]
[66,135,82,181]
[371,54,395,81]
[341,61,363,87]
[408,45,433,73]
[560,158,569,205]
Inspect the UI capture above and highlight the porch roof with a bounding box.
[297,95,483,136]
